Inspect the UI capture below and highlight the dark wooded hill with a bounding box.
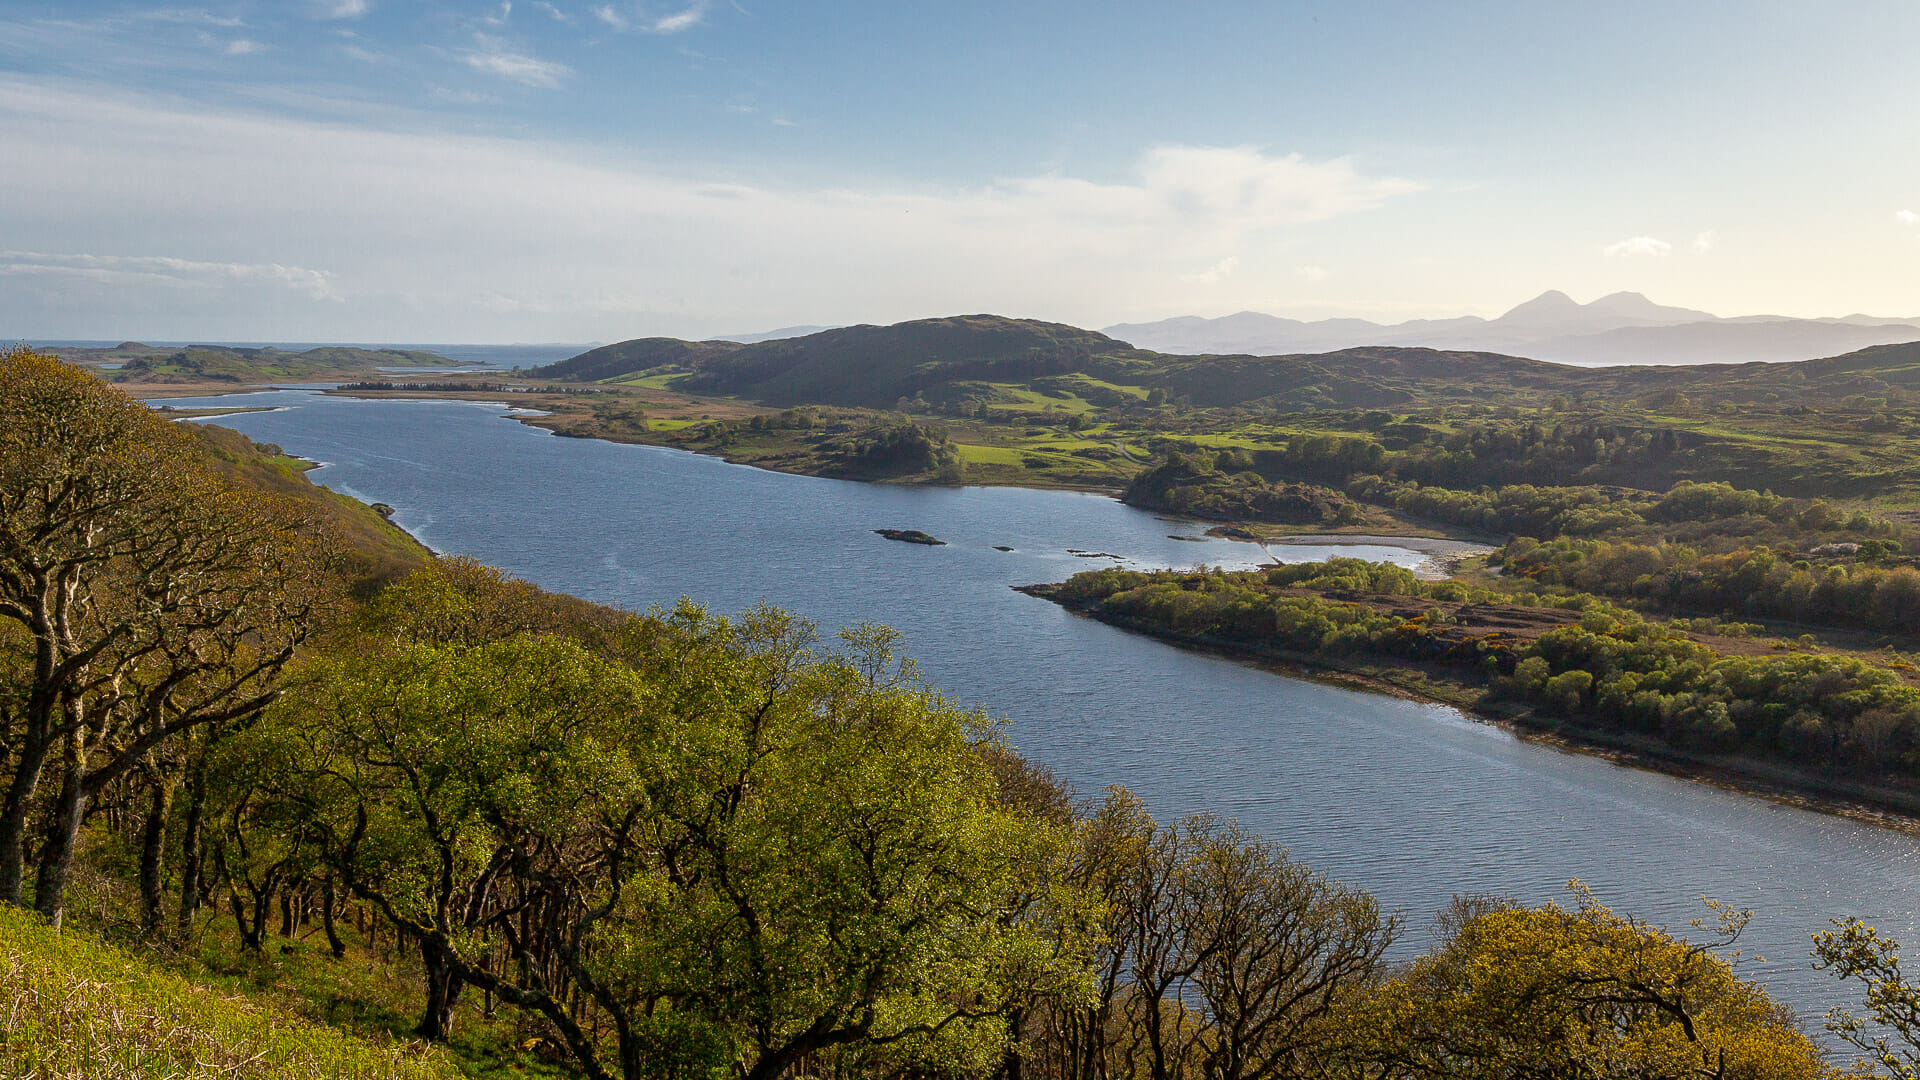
[528,315,1920,412]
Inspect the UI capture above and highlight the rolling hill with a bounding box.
[528,314,1920,413]
[45,341,462,383]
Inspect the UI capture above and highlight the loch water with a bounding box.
[179,388,1920,1030]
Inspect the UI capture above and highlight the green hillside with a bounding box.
[529,336,741,382]
[532,315,1152,407]
[534,316,1920,414]
[118,346,452,383]
[43,342,459,384]
[186,423,430,591]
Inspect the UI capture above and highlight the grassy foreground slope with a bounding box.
[0,907,457,1080]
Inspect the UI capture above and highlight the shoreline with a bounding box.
[1019,584,1920,837]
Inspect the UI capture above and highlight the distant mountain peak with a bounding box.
[1496,290,1608,325]
[1593,290,1653,305]
[1509,289,1578,312]
[1101,291,1920,365]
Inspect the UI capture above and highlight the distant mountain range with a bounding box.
[1103,291,1920,366]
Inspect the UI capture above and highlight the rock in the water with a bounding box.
[874,528,946,546]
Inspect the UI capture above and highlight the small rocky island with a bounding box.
[874,528,946,546]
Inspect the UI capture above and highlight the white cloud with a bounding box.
[1184,256,1239,285]
[1692,230,1715,254]
[224,38,264,56]
[594,2,709,33]
[0,251,339,300]
[534,1,575,22]
[1008,146,1420,252]
[313,0,369,18]
[650,4,707,33]
[430,86,495,105]
[1899,210,1919,227]
[461,36,571,87]
[0,80,1422,339]
[1295,265,1329,281]
[145,9,247,28]
[1603,235,1672,257]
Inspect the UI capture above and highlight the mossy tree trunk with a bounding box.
[137,769,175,936]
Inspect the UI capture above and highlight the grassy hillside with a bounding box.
[43,342,459,385]
[529,336,740,382]
[117,347,452,383]
[0,906,458,1080]
[187,423,430,590]
[532,315,1151,407]
[534,316,1920,412]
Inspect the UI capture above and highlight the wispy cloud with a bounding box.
[1692,230,1715,254]
[1295,265,1329,281]
[312,0,370,18]
[594,2,709,33]
[0,251,339,300]
[0,82,1423,338]
[1603,235,1672,257]
[461,35,572,87]
[1184,256,1239,285]
[0,9,250,63]
[1012,146,1420,247]
[225,39,264,56]
[651,4,707,32]
[144,9,247,28]
[534,1,575,23]
[430,86,497,104]
[1899,209,1919,227]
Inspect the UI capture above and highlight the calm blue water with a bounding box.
[179,388,1920,1037]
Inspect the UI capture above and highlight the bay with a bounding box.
[179,387,1920,1033]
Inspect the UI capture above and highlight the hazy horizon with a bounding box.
[5,2,1918,343]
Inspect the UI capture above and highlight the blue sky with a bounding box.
[3,1,1917,342]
